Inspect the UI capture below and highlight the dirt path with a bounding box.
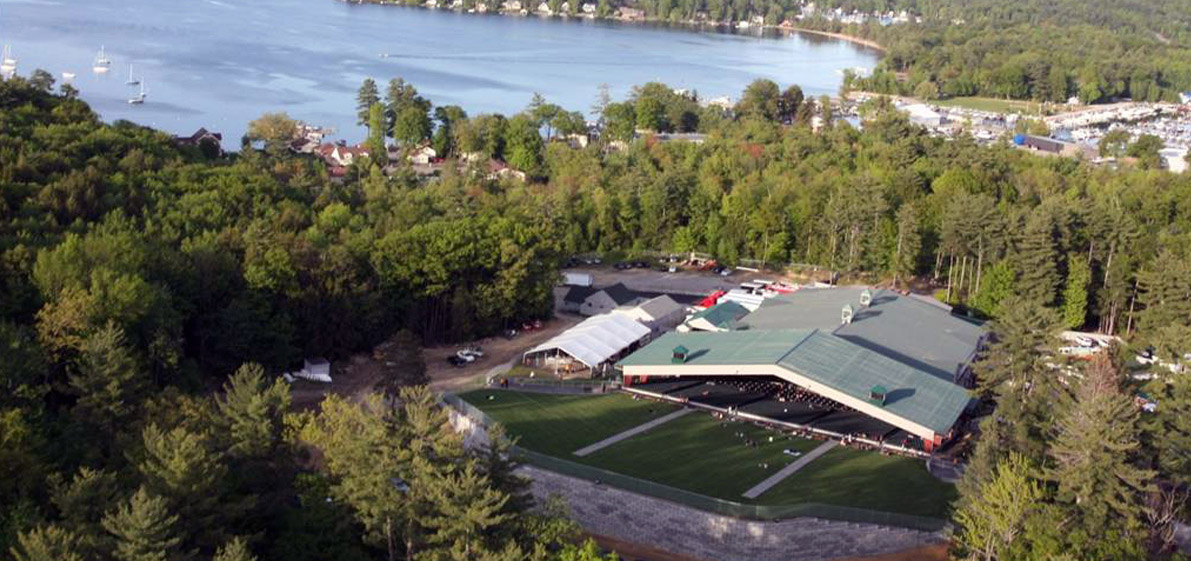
[425,314,584,392]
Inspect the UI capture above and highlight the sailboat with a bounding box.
[0,45,16,73]
[93,46,111,73]
[128,79,146,104]
[125,64,139,85]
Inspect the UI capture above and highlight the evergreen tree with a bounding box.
[971,261,1016,318]
[213,537,256,561]
[10,525,84,561]
[1136,251,1191,363]
[1062,254,1090,329]
[1151,371,1191,485]
[357,78,380,127]
[68,321,145,441]
[1046,356,1153,556]
[892,203,921,288]
[136,424,232,551]
[49,467,121,558]
[1015,204,1064,307]
[102,488,183,561]
[215,363,291,460]
[953,453,1044,561]
[367,103,389,163]
[974,296,1061,464]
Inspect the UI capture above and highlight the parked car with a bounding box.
[455,351,476,362]
[782,449,802,458]
[446,355,469,367]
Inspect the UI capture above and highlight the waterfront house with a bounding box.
[537,2,552,14]
[581,2,595,13]
[425,0,439,7]
[408,145,437,165]
[486,159,527,182]
[174,128,224,155]
[1160,147,1189,173]
[502,0,522,11]
[560,2,570,12]
[617,7,645,19]
[317,143,370,168]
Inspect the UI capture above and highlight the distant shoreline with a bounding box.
[778,26,884,52]
[348,0,886,54]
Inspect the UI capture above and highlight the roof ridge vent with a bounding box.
[841,303,854,324]
[859,288,873,307]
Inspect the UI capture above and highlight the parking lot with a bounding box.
[568,265,774,298]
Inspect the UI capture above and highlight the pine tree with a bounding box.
[1015,204,1063,307]
[69,321,145,440]
[367,103,388,163]
[1047,356,1154,545]
[214,363,290,460]
[213,537,256,561]
[357,78,380,126]
[136,423,232,551]
[974,296,1061,464]
[419,462,513,559]
[954,453,1044,561]
[1136,251,1191,361]
[1152,372,1191,484]
[1062,254,1091,329]
[892,203,921,288]
[10,525,84,561]
[102,487,183,561]
[50,467,121,558]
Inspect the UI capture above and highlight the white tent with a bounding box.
[524,313,651,369]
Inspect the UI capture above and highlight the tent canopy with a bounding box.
[525,314,651,369]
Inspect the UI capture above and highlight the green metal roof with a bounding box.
[777,331,971,435]
[740,287,985,381]
[618,328,971,435]
[619,330,815,367]
[687,300,750,329]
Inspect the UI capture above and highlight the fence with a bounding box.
[441,392,948,532]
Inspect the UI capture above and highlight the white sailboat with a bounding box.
[0,45,16,73]
[93,45,111,73]
[128,79,145,104]
[125,64,139,85]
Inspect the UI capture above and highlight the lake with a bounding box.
[1,0,879,144]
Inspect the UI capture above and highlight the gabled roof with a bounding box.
[632,295,684,321]
[618,328,972,436]
[563,285,597,304]
[739,287,984,381]
[602,282,639,306]
[687,300,749,329]
[526,313,651,368]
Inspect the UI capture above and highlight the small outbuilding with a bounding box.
[614,295,686,334]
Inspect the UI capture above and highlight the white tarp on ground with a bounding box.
[525,313,651,369]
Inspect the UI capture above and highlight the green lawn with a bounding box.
[932,96,1043,115]
[458,390,955,519]
[582,413,821,499]
[456,389,677,456]
[758,446,957,518]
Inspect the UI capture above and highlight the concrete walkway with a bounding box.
[573,408,692,457]
[741,441,838,499]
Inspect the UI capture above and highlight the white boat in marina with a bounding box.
[93,45,111,73]
[128,79,146,104]
[125,64,139,85]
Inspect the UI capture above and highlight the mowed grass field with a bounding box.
[932,96,1043,115]
[456,389,677,456]
[458,390,955,518]
[582,413,822,499]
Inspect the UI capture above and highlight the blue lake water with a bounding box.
[1,0,879,144]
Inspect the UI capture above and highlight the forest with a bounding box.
[4,62,1191,561]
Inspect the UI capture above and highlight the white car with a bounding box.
[782,449,802,458]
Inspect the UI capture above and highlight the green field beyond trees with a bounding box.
[458,390,956,518]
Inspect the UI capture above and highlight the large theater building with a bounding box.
[617,287,986,454]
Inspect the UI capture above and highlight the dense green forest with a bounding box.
[5,61,1191,561]
[816,0,1191,103]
